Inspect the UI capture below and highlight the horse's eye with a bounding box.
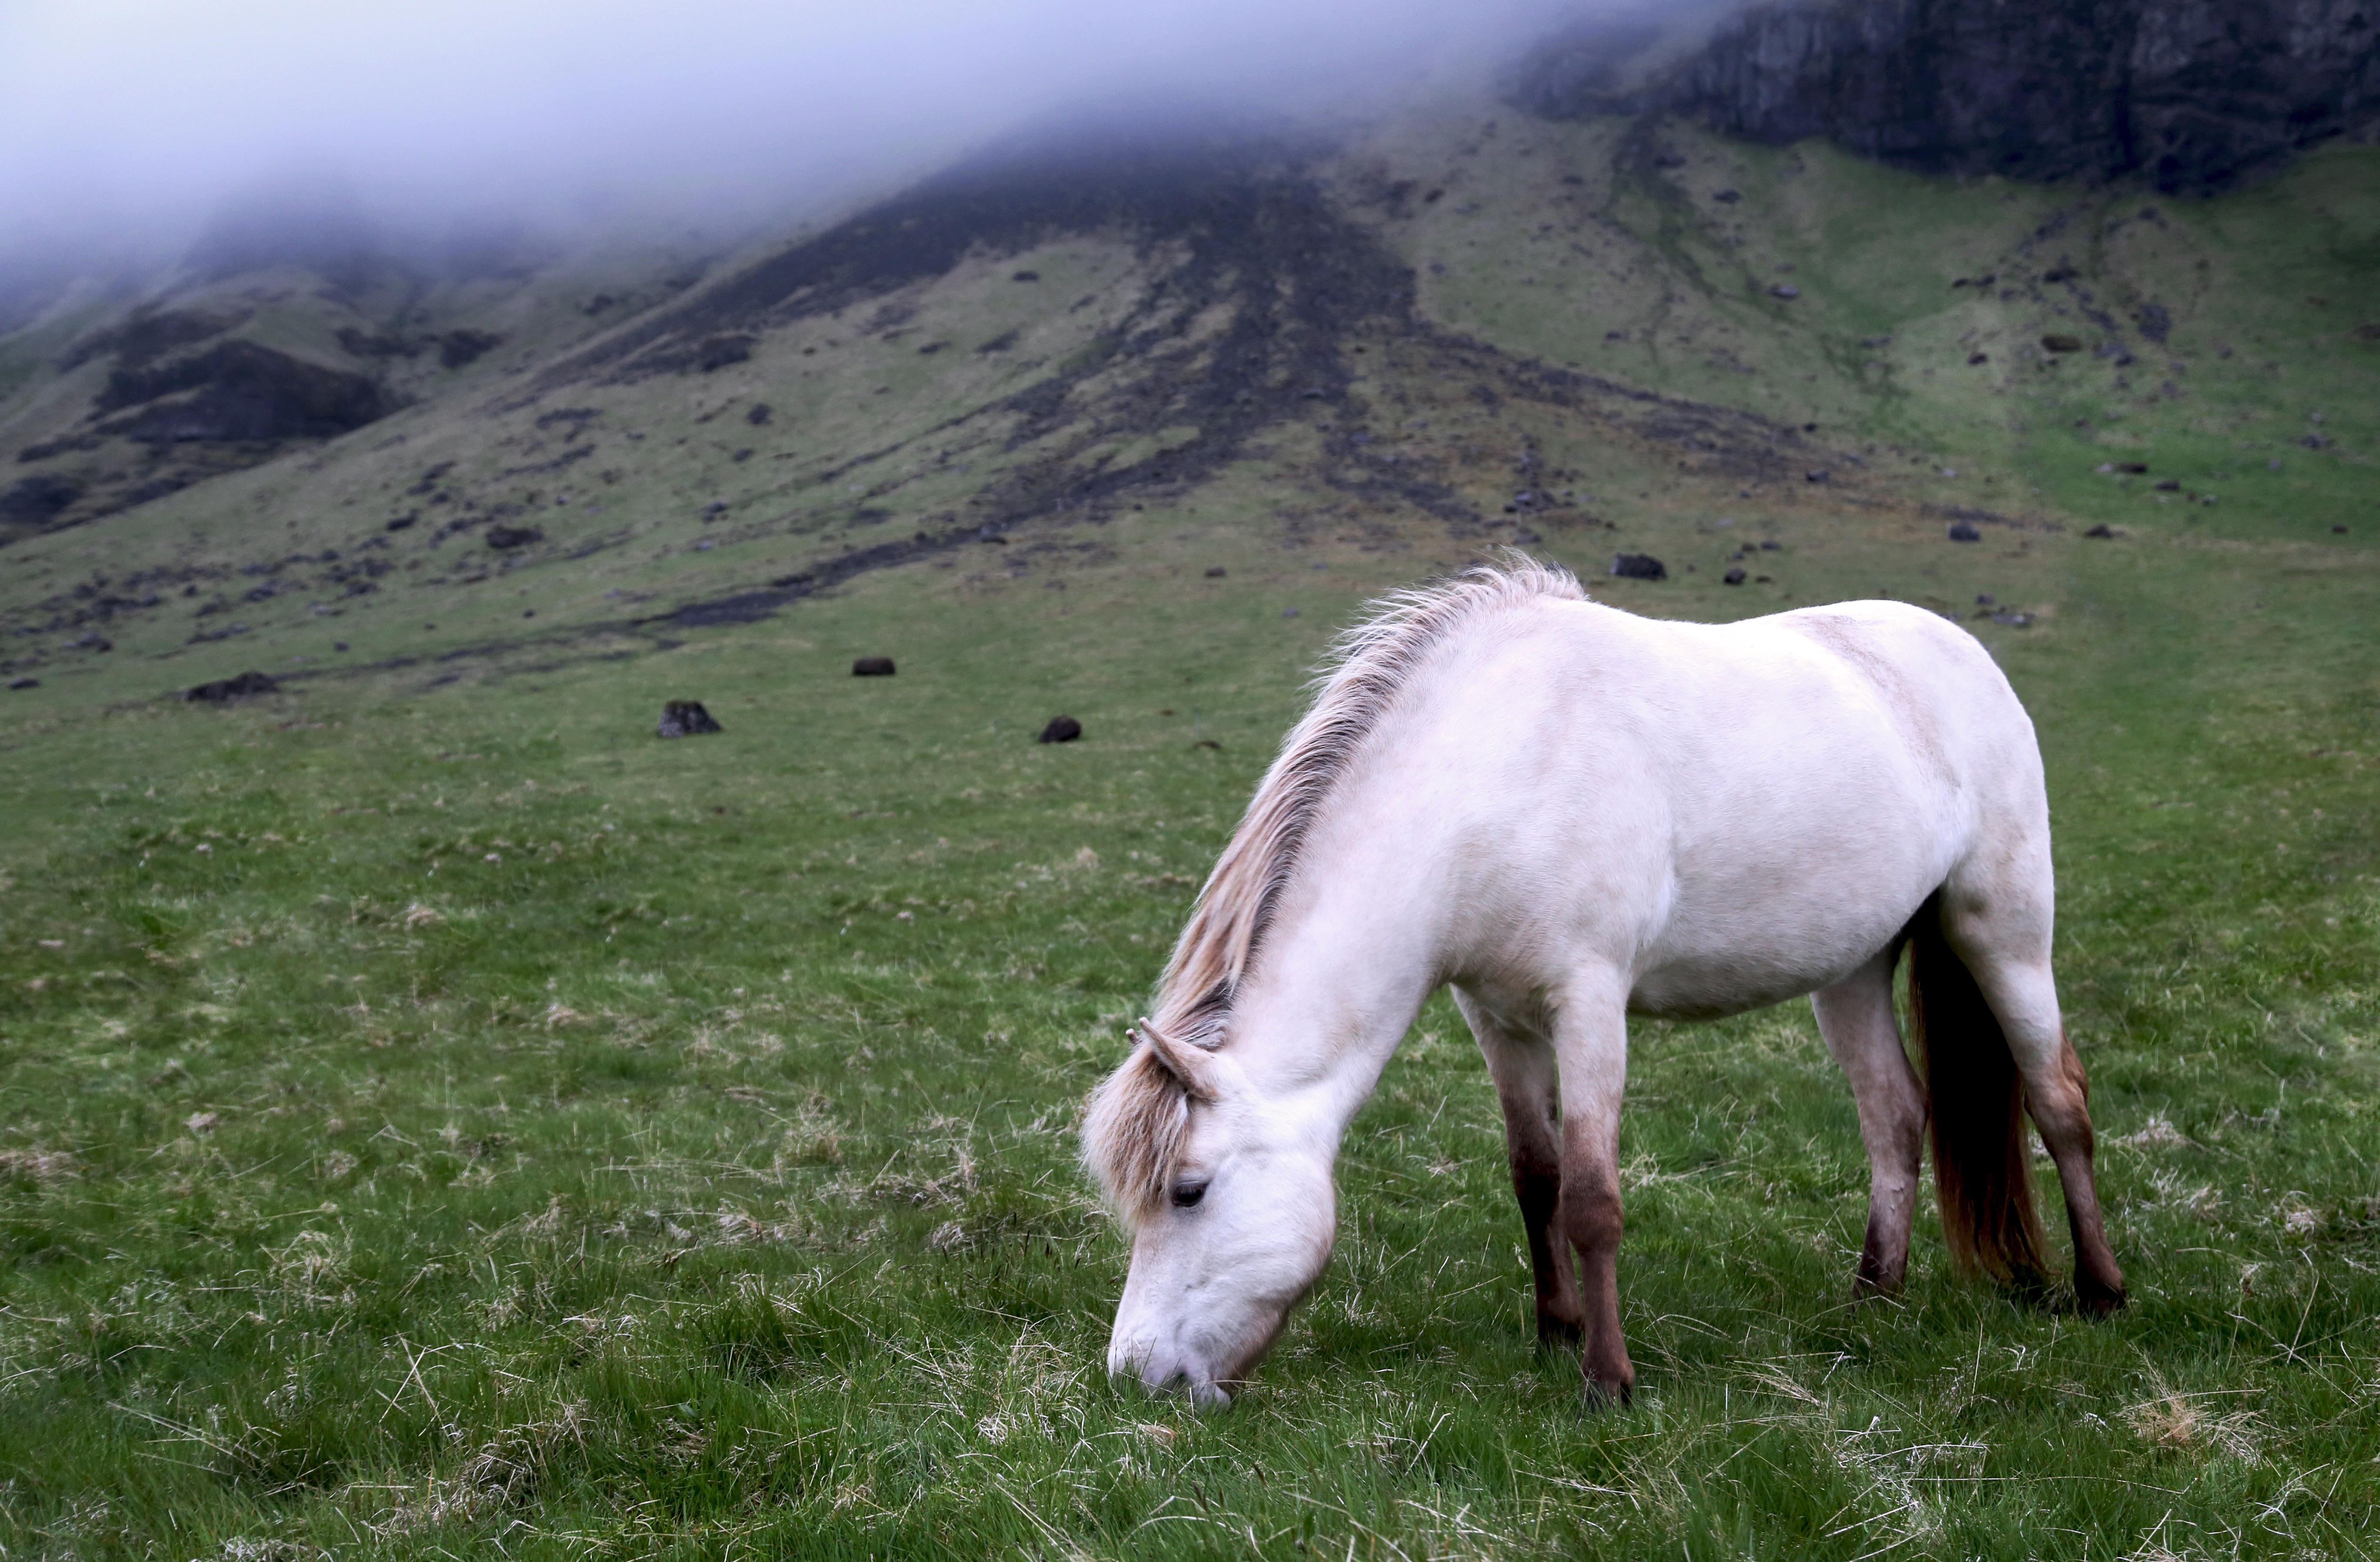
[1169,1179,1208,1209]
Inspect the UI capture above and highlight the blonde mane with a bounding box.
[1082,555,1587,1216]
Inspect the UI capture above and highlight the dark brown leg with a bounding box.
[1956,933,2128,1314]
[1456,990,1583,1342]
[1551,986,1634,1407]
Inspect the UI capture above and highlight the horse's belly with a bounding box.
[1626,957,1861,1021]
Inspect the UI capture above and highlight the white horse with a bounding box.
[1083,557,2123,1408]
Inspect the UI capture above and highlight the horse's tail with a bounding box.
[1907,896,2047,1284]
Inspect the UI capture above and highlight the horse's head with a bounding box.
[1082,1020,1336,1408]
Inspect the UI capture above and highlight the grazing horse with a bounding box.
[1082,558,2124,1408]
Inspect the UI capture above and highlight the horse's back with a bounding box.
[1421,595,2049,1013]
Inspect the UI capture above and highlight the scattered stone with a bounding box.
[2116,462,2148,474]
[2154,479,2180,492]
[656,700,722,738]
[703,500,728,517]
[183,671,278,703]
[1611,553,1668,580]
[1770,283,1801,300]
[1038,716,1082,744]
[1805,468,1829,483]
[695,334,755,371]
[1205,566,1227,577]
[2042,334,2084,353]
[2333,525,2348,534]
[746,403,772,425]
[1968,352,1989,365]
[1713,189,1741,203]
[1947,522,1982,542]
[1976,594,1996,605]
[1759,539,1782,551]
[2085,524,2120,537]
[7,677,37,690]
[1724,567,1748,585]
[852,657,897,676]
[1990,610,2033,626]
[385,513,417,531]
[1283,607,1300,617]
[1012,270,1040,282]
[486,524,543,549]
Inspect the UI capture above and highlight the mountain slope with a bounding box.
[0,94,2372,707]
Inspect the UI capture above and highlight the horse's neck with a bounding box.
[1223,813,1444,1144]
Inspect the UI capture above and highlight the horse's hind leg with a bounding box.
[1455,988,1583,1344]
[1942,900,2128,1313]
[1811,946,1928,1297]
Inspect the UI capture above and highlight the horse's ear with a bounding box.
[1134,1019,1219,1102]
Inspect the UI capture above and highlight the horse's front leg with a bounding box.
[1812,947,1928,1296]
[1454,989,1582,1345]
[1551,981,1634,1406]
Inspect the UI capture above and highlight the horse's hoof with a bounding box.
[1535,1312,1584,1346]
[1581,1377,1635,1412]
[2076,1278,2127,1318]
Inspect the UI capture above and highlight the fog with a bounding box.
[0,0,1635,276]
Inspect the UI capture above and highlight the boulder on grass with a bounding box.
[1946,522,1982,542]
[1610,553,1667,580]
[1038,716,1082,744]
[657,700,722,738]
[852,657,896,676]
[184,671,278,703]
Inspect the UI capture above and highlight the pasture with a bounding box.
[3,484,2375,1559]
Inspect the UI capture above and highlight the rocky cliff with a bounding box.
[1516,0,2380,194]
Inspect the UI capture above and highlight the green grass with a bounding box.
[3,94,2379,1559]
[3,500,2376,1558]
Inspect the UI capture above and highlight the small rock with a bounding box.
[1805,468,1829,483]
[486,524,544,550]
[1283,607,1300,618]
[1038,716,1082,744]
[1759,540,1782,551]
[1713,189,1741,204]
[1990,610,2033,627]
[183,671,279,703]
[1723,567,1747,585]
[1976,594,1996,605]
[1770,284,1801,300]
[2084,524,2119,538]
[2116,462,2148,475]
[2041,334,2084,353]
[1968,352,1989,365]
[7,677,37,690]
[1611,553,1667,580]
[2154,478,2180,491]
[656,700,722,738]
[1205,566,1227,577]
[852,657,897,676]
[1947,522,1982,542]
[1012,270,1040,282]
[745,403,772,426]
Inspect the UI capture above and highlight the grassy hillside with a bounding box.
[0,96,2376,1559]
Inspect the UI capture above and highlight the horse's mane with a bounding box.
[1082,554,1588,1217]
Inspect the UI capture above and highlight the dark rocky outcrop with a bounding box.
[485,524,543,550]
[1611,552,1668,580]
[94,341,385,443]
[852,656,897,676]
[183,671,279,703]
[1038,715,1083,744]
[0,475,83,525]
[656,700,722,737]
[438,329,505,369]
[1515,1,2380,194]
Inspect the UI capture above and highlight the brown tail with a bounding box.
[1907,898,2046,1284]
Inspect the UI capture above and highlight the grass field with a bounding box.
[3,102,2379,1561]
